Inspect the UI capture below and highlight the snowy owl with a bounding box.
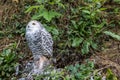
[25,20,53,75]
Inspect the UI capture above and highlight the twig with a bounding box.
[16,39,21,49]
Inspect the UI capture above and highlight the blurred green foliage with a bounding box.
[66,61,94,80]
[0,0,120,79]
[25,0,64,21]
[1,0,120,55]
[34,61,94,80]
[104,31,120,41]
[34,61,118,80]
[106,68,118,80]
[0,48,19,79]
[26,0,108,54]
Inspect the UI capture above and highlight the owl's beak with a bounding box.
[27,26,32,30]
[28,26,30,28]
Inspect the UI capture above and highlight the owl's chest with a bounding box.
[26,32,42,45]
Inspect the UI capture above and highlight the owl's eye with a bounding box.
[28,26,30,28]
[32,23,36,25]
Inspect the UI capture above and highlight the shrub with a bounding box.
[66,61,94,80]
[0,48,19,79]
[34,61,118,80]
[25,0,109,54]
[67,0,107,54]
[34,61,94,80]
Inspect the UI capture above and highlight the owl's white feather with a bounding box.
[25,20,53,60]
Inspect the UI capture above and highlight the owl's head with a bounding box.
[26,20,43,32]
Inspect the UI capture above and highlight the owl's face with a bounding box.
[26,20,43,33]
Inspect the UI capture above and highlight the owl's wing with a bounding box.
[25,32,36,54]
[41,30,53,57]
[25,33,32,47]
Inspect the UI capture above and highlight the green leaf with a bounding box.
[33,10,61,22]
[104,31,120,41]
[52,28,59,35]
[72,37,84,47]
[58,3,65,9]
[100,8,107,11]
[25,5,41,13]
[92,21,106,28]
[81,41,90,54]
[32,14,43,20]
[71,20,78,29]
[82,10,90,14]
[43,11,61,22]
[106,68,118,80]
[90,40,97,49]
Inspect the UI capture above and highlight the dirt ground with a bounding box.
[90,39,120,78]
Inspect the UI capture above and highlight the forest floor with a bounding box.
[91,38,120,78]
[0,0,120,79]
